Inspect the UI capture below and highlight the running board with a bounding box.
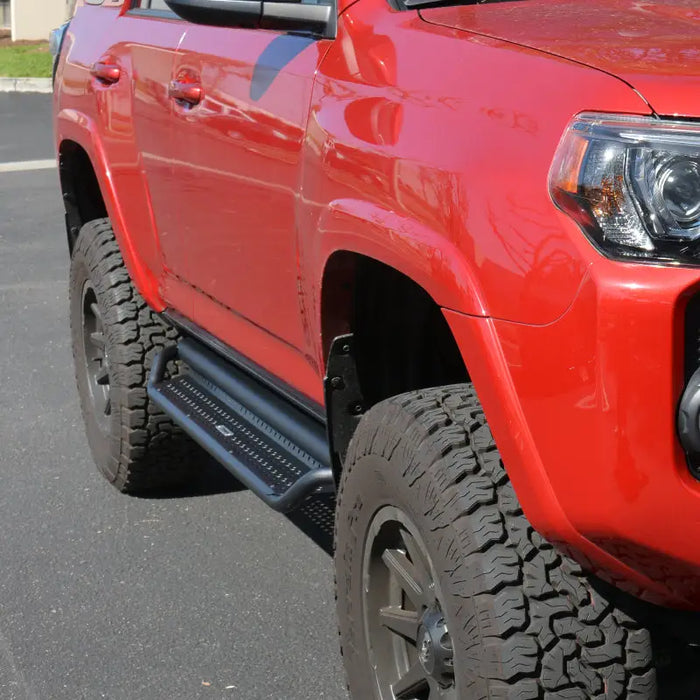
[147,338,334,512]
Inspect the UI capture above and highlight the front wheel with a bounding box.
[334,385,656,699]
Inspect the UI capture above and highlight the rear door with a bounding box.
[116,0,188,278]
[90,0,191,306]
[165,24,331,389]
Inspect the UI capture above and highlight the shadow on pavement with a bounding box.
[144,456,248,499]
[146,456,336,555]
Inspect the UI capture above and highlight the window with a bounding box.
[132,0,172,10]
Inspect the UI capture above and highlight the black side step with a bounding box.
[147,338,335,512]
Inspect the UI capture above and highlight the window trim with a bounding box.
[126,0,338,36]
[127,0,180,18]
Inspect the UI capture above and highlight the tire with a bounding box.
[335,384,656,699]
[69,218,200,493]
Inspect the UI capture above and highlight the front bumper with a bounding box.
[446,257,700,609]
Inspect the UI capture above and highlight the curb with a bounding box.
[0,77,52,93]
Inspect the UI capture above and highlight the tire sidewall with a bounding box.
[336,450,475,699]
[69,237,120,483]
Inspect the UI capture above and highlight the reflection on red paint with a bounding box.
[345,97,403,146]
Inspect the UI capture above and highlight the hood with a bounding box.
[420,0,700,117]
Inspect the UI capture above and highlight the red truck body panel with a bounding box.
[422,0,700,117]
[54,0,700,607]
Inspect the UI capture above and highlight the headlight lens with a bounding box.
[656,157,700,227]
[550,113,700,263]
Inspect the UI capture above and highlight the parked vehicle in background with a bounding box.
[52,0,700,696]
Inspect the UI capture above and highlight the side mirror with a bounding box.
[164,0,336,39]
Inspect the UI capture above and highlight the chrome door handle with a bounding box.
[168,80,203,106]
[91,60,121,85]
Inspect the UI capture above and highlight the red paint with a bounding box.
[54,0,700,607]
[421,0,700,117]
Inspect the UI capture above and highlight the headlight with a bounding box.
[549,113,700,264]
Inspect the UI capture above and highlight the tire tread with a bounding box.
[335,383,655,698]
[70,218,200,493]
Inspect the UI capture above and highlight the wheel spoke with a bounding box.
[95,365,109,386]
[428,677,447,699]
[382,548,425,608]
[402,529,432,597]
[378,606,420,643]
[90,302,102,323]
[391,661,427,698]
[90,331,106,349]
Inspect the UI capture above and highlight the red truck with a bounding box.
[52,0,700,696]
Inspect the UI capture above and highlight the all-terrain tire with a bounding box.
[69,218,201,493]
[335,384,656,698]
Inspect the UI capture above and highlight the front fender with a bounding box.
[316,198,488,316]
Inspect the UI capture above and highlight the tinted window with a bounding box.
[133,0,171,10]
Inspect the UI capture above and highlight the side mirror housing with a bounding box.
[164,0,336,38]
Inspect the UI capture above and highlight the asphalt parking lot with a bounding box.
[0,93,347,699]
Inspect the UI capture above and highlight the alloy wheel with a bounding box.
[362,506,456,699]
[81,281,111,431]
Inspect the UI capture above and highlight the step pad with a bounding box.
[148,341,335,512]
[158,373,323,495]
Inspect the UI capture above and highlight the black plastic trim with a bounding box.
[164,0,335,37]
[161,309,326,424]
[678,366,700,479]
[126,7,182,19]
[324,334,364,482]
[261,2,334,37]
[680,294,700,478]
[165,0,262,27]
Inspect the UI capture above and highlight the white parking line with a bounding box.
[0,159,57,173]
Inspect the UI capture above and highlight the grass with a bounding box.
[0,43,52,78]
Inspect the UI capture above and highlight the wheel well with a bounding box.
[58,140,107,252]
[321,252,469,410]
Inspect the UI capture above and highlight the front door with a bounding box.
[166,25,331,394]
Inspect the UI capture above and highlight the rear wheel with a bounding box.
[69,218,201,493]
[335,384,656,698]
